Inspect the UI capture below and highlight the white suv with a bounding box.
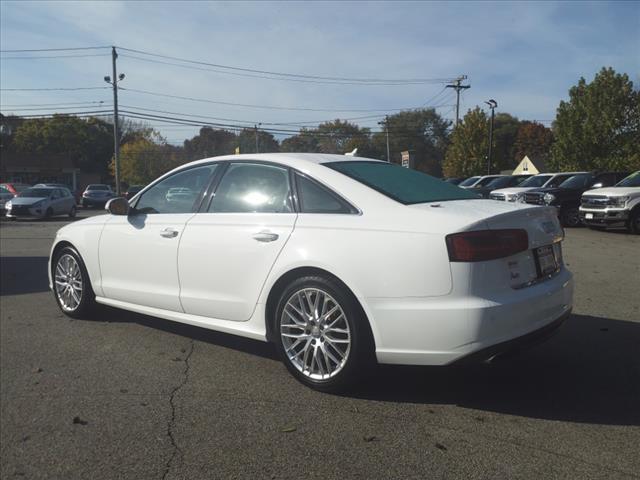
[579,171,640,233]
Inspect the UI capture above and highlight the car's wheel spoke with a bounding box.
[280,287,351,381]
[54,254,83,312]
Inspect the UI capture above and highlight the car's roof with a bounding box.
[26,186,56,190]
[184,153,385,170]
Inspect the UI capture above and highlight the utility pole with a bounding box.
[446,75,470,127]
[378,116,390,162]
[104,47,125,196]
[485,99,497,175]
[254,123,262,153]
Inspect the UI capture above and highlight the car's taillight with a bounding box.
[446,229,529,262]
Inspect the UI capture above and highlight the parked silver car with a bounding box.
[5,186,76,219]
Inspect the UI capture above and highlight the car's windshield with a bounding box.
[616,171,640,187]
[485,176,513,188]
[325,161,479,205]
[18,188,52,198]
[87,185,109,190]
[519,175,552,187]
[0,186,11,194]
[559,173,594,189]
[475,176,503,187]
[458,176,480,187]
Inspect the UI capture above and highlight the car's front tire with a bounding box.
[273,275,374,392]
[561,207,581,227]
[628,208,640,235]
[52,246,96,318]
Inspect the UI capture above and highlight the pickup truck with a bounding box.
[522,171,630,227]
[579,171,640,233]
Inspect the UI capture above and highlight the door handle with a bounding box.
[252,231,279,242]
[160,228,179,238]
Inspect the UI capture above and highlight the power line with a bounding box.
[117,46,457,85]
[0,46,111,53]
[0,53,111,60]
[1,104,111,112]
[119,86,428,113]
[0,87,109,91]
[0,110,113,118]
[0,101,108,107]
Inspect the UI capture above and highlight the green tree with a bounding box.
[13,115,113,175]
[491,113,521,172]
[183,127,237,160]
[372,109,451,175]
[314,120,373,156]
[280,128,320,153]
[443,107,490,177]
[550,67,640,171]
[512,121,554,165]
[237,128,279,154]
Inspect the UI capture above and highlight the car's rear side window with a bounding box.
[325,161,479,205]
[295,174,355,214]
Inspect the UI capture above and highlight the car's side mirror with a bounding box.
[592,182,603,188]
[106,197,130,216]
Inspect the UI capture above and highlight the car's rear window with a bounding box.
[87,185,109,190]
[324,161,479,205]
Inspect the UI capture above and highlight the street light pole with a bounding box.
[104,47,125,196]
[378,116,390,162]
[254,123,262,153]
[484,99,497,175]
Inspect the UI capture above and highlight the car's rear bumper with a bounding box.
[368,267,573,366]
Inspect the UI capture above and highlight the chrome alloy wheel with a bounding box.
[280,288,351,381]
[54,254,83,312]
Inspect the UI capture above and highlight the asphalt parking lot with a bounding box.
[1,211,639,480]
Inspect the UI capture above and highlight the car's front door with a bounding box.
[99,164,218,312]
[178,162,297,321]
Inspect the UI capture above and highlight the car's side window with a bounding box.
[135,164,217,214]
[295,173,354,214]
[51,189,61,199]
[209,163,292,213]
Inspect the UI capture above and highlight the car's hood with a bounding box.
[10,197,48,206]
[582,187,640,197]
[490,187,536,195]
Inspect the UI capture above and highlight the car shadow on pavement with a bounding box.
[351,314,640,426]
[0,256,50,296]
[90,305,278,361]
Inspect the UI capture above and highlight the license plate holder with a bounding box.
[535,245,558,277]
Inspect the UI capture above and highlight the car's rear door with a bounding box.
[178,161,296,321]
[98,164,218,312]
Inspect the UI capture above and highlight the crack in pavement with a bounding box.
[161,339,195,480]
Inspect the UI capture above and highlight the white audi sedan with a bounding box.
[49,154,573,391]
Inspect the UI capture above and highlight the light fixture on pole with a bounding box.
[104,47,125,196]
[484,99,497,175]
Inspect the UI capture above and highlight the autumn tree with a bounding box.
[491,113,521,172]
[512,121,554,165]
[550,67,640,171]
[111,134,181,185]
[443,107,490,177]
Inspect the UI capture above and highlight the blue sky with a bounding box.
[1,1,638,145]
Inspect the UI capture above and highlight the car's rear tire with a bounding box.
[68,206,77,218]
[628,209,640,235]
[52,246,96,318]
[273,275,374,392]
[561,207,581,227]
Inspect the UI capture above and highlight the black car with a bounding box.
[443,177,467,186]
[81,184,115,208]
[470,175,532,199]
[522,172,630,227]
[125,185,144,200]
